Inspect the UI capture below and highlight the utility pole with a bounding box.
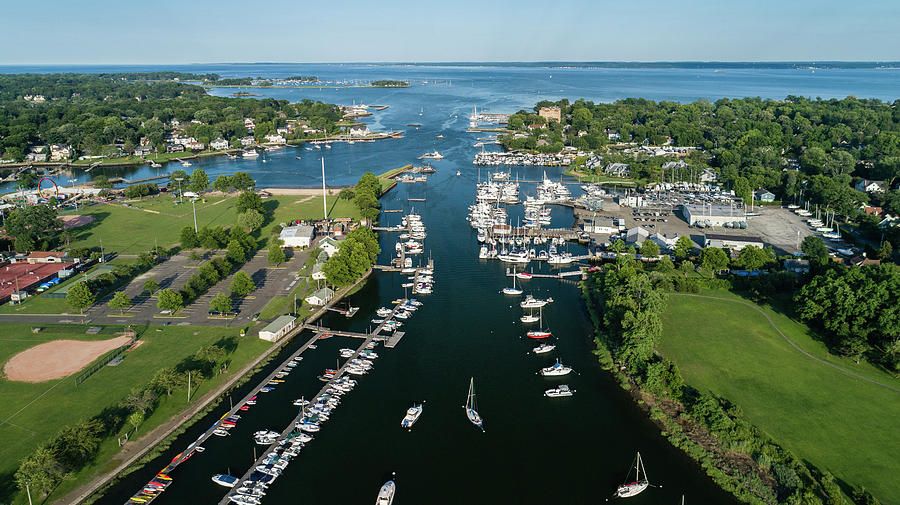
[175,177,184,204]
[187,371,191,403]
[321,157,327,220]
[192,198,198,232]
[25,481,33,505]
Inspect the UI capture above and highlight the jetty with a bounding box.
[505,267,584,279]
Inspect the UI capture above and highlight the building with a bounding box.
[754,189,776,202]
[240,136,256,147]
[538,106,561,123]
[615,194,643,208]
[624,226,650,245]
[165,143,185,153]
[679,204,746,227]
[605,163,630,178]
[0,261,74,303]
[279,225,315,248]
[783,258,810,273]
[648,233,678,251]
[855,179,884,194]
[264,133,286,144]
[304,287,334,306]
[320,237,343,257]
[349,125,370,136]
[134,145,155,156]
[311,262,326,281]
[258,315,297,342]
[703,233,765,251]
[210,138,230,150]
[49,144,72,161]
[699,168,718,183]
[185,141,205,151]
[27,251,68,264]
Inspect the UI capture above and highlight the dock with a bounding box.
[506,267,584,279]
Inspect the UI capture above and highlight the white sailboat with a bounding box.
[502,273,523,295]
[616,452,650,498]
[464,377,484,431]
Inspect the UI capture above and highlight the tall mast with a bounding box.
[321,157,327,219]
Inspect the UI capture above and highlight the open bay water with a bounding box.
[19,64,892,504]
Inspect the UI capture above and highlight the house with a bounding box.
[699,168,718,183]
[240,136,255,147]
[27,251,68,264]
[311,262,326,281]
[607,130,621,141]
[165,143,185,153]
[320,237,343,257]
[783,258,810,273]
[605,163,631,177]
[264,133,286,144]
[855,179,884,194]
[276,127,289,136]
[849,254,880,267]
[538,106,561,123]
[49,144,72,161]
[349,125,369,136]
[624,226,650,245]
[648,233,678,251]
[185,141,205,151]
[258,315,296,342]
[279,225,315,248]
[861,205,883,217]
[661,161,687,170]
[210,138,230,150]
[754,189,776,202]
[134,145,155,156]
[304,287,334,306]
[243,118,256,129]
[703,233,765,251]
[25,152,48,162]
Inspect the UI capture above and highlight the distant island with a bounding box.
[370,80,411,87]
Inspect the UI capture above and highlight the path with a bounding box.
[670,293,900,393]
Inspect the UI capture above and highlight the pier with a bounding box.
[505,267,585,279]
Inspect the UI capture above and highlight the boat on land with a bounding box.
[377,479,396,505]
[616,452,650,498]
[545,385,574,397]
[401,403,424,429]
[212,474,239,488]
[464,377,484,431]
[540,360,572,376]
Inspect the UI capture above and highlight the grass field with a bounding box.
[658,290,900,502]
[60,194,361,255]
[0,323,271,504]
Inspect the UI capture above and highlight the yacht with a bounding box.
[521,312,540,323]
[212,474,239,488]
[520,295,552,309]
[540,360,572,377]
[464,378,484,431]
[544,385,574,397]
[376,480,396,505]
[340,348,355,358]
[242,149,259,158]
[229,494,262,505]
[401,403,423,429]
[479,245,488,259]
[533,342,556,354]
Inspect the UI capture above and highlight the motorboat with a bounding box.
[401,403,423,429]
[376,480,396,505]
[229,494,261,505]
[242,150,259,158]
[533,343,556,354]
[521,313,540,323]
[212,474,239,488]
[545,385,575,397]
[520,295,552,309]
[340,348,355,358]
[540,360,572,377]
[213,428,230,437]
[377,307,393,317]
[516,271,532,280]
[293,398,309,407]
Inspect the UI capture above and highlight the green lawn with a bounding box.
[659,291,900,503]
[60,194,361,255]
[257,276,315,320]
[0,323,271,505]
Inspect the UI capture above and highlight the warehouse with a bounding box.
[279,225,315,248]
[678,204,746,227]
[258,315,297,342]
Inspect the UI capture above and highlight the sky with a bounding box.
[2,0,899,64]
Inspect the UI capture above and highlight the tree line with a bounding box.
[323,227,380,287]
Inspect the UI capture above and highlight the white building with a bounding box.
[648,233,678,251]
[625,226,650,245]
[679,204,746,227]
[320,237,343,257]
[703,233,765,251]
[264,133,286,144]
[240,136,256,147]
[210,138,230,150]
[349,125,370,136]
[305,287,334,306]
[311,262,326,281]
[855,179,884,194]
[258,315,297,342]
[279,225,315,248]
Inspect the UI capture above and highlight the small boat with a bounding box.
[295,156,302,160]
[180,160,192,167]
[526,307,551,338]
[516,271,532,280]
[401,403,423,429]
[213,429,230,437]
[545,385,574,397]
[533,343,556,354]
[242,150,259,158]
[376,480,396,505]
[293,398,309,407]
[501,274,522,295]
[212,474,239,488]
[457,170,461,177]
[616,452,650,498]
[540,360,572,377]
[464,377,484,431]
[229,494,261,505]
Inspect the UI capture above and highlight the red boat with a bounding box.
[526,330,552,339]
[239,406,250,411]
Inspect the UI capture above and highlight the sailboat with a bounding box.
[502,272,523,295]
[526,306,551,338]
[464,377,484,431]
[616,452,650,498]
[520,308,539,323]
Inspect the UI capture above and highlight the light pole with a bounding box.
[69,179,78,210]
[25,481,33,505]
[175,177,184,204]
[191,198,198,233]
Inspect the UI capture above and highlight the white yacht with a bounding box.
[229,494,262,505]
[520,295,552,309]
[545,385,574,397]
[540,360,572,377]
[212,474,239,488]
[376,480,396,505]
[479,245,488,259]
[401,403,423,429]
[533,343,556,354]
[242,149,259,158]
[521,312,540,323]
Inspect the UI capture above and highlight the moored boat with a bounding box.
[401,403,423,429]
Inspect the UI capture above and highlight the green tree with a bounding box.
[801,235,830,265]
[92,174,112,189]
[51,419,104,468]
[236,190,264,214]
[640,239,660,258]
[209,292,232,313]
[735,245,775,270]
[610,239,626,253]
[127,411,144,433]
[189,169,209,192]
[230,172,255,191]
[180,226,199,249]
[212,174,232,192]
[14,445,65,497]
[66,281,95,313]
[230,270,256,297]
[700,247,730,273]
[674,235,694,259]
[169,169,188,186]
[237,209,264,231]
[877,240,893,262]
[107,291,131,314]
[268,242,286,266]
[4,204,62,251]
[150,367,186,397]
[156,288,183,312]
[225,239,247,264]
[120,388,157,415]
[195,344,227,375]
[143,277,160,295]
